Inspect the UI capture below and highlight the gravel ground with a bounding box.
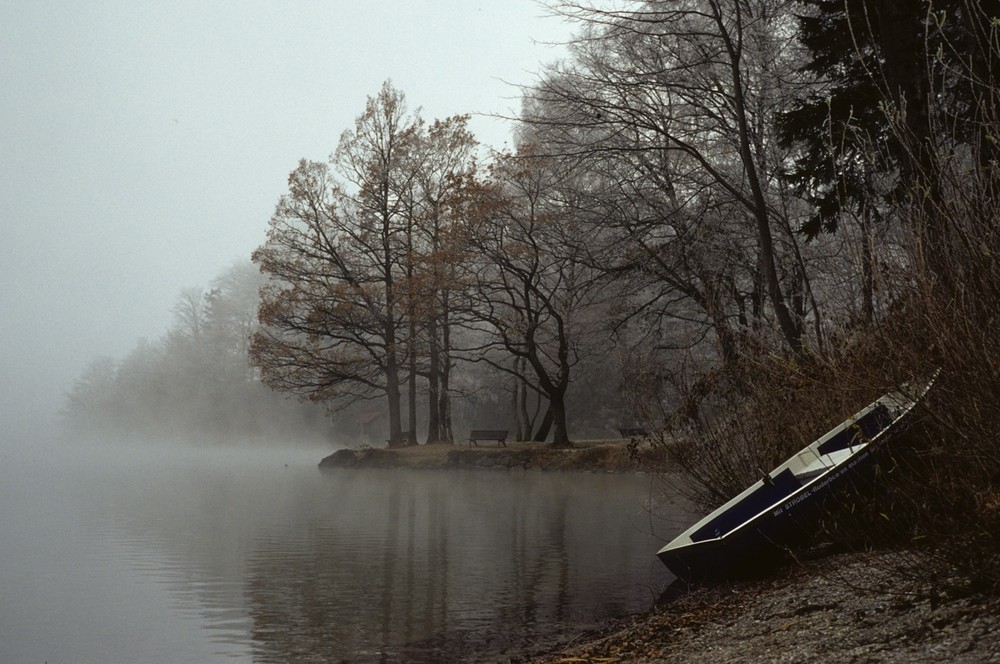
[511,551,1000,663]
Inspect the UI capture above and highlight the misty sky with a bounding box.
[0,1,572,439]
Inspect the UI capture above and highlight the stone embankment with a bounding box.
[319,440,664,473]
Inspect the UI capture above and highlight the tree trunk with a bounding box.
[407,321,417,445]
[533,405,553,443]
[860,202,875,325]
[384,212,403,445]
[518,362,532,441]
[426,317,441,443]
[873,0,945,276]
[715,1,802,355]
[438,378,452,443]
[438,296,454,443]
[385,349,403,446]
[548,390,571,448]
[511,375,523,442]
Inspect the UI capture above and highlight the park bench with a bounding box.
[469,429,509,447]
[386,431,413,445]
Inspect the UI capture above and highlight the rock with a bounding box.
[318,448,358,468]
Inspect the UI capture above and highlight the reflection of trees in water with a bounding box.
[503,492,570,634]
[240,473,661,662]
[79,452,670,662]
[242,478,447,662]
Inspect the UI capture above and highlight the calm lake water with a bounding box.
[0,439,688,663]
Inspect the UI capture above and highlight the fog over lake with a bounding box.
[0,440,686,662]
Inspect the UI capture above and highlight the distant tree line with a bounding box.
[61,262,337,443]
[61,253,628,444]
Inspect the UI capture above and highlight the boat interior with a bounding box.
[687,402,894,544]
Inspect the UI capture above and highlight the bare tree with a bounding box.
[531,0,810,359]
[251,82,422,445]
[407,115,480,442]
[205,261,267,380]
[171,287,207,341]
[460,147,611,446]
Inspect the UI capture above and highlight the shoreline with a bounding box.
[507,549,1000,663]
[319,439,663,473]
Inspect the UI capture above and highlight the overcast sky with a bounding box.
[0,1,573,439]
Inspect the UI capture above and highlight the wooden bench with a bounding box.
[469,429,509,447]
[386,431,413,445]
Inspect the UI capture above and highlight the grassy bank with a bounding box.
[319,439,666,473]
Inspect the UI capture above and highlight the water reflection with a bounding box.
[28,446,681,662]
[239,470,672,662]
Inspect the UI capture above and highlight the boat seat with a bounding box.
[817,404,891,455]
[794,447,857,483]
[796,468,829,484]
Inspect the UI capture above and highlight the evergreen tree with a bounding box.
[779,0,1000,236]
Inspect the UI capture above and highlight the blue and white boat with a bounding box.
[657,375,937,582]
